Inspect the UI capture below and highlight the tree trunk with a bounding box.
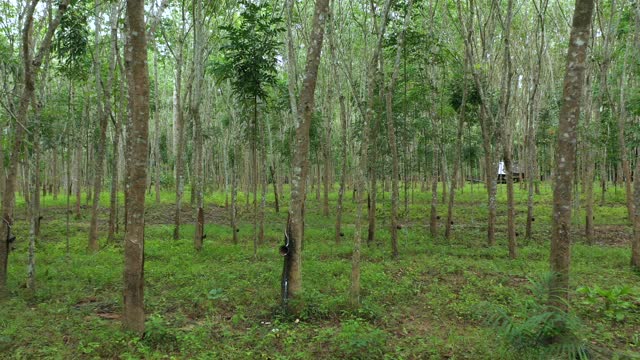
[282,0,330,310]
[253,96,259,258]
[108,5,123,242]
[500,0,516,258]
[259,118,267,247]
[231,152,238,244]
[52,147,58,200]
[173,22,186,240]
[335,95,347,244]
[549,0,594,321]
[384,0,413,258]
[89,3,116,252]
[27,155,37,292]
[630,4,640,270]
[430,140,439,238]
[123,0,150,335]
[192,0,205,251]
[525,1,546,239]
[618,45,633,220]
[445,60,466,240]
[74,139,82,218]
[153,46,161,205]
[270,165,280,213]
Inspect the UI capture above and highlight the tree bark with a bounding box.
[384,0,413,258]
[445,61,467,240]
[172,7,186,240]
[630,4,640,270]
[335,94,348,244]
[89,2,116,252]
[192,0,205,251]
[283,0,330,310]
[123,0,150,335]
[430,139,439,238]
[109,5,123,242]
[549,0,594,319]
[500,0,516,259]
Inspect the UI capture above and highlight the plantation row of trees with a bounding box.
[0,0,638,338]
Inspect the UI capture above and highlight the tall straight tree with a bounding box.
[549,0,594,319]
[631,4,640,270]
[123,0,150,334]
[89,0,117,251]
[457,0,500,246]
[282,0,330,309]
[384,0,413,258]
[498,0,516,259]
[0,0,70,294]
[191,0,206,251]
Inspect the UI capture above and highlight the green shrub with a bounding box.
[577,285,638,322]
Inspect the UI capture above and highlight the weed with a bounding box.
[577,285,638,322]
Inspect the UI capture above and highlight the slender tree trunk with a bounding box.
[501,0,516,258]
[618,49,633,220]
[630,4,640,270]
[173,55,184,240]
[259,119,267,246]
[153,46,161,205]
[231,152,238,244]
[0,125,4,200]
[108,6,123,242]
[270,165,280,213]
[253,96,259,257]
[322,65,332,217]
[89,3,116,251]
[367,150,377,245]
[282,0,330,310]
[27,130,39,292]
[33,131,41,237]
[445,64,466,240]
[192,0,205,251]
[384,0,413,258]
[335,95,347,244]
[52,147,58,200]
[123,0,150,334]
[549,0,594,320]
[74,136,82,218]
[457,0,498,246]
[525,1,546,239]
[430,140,439,238]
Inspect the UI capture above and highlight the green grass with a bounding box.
[2,182,639,359]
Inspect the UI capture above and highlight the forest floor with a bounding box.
[1,183,640,359]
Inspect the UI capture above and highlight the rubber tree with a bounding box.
[123,0,150,335]
[282,0,330,311]
[630,3,640,270]
[549,0,594,325]
[89,0,117,252]
[384,0,413,258]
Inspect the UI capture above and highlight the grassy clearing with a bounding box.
[2,183,639,359]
